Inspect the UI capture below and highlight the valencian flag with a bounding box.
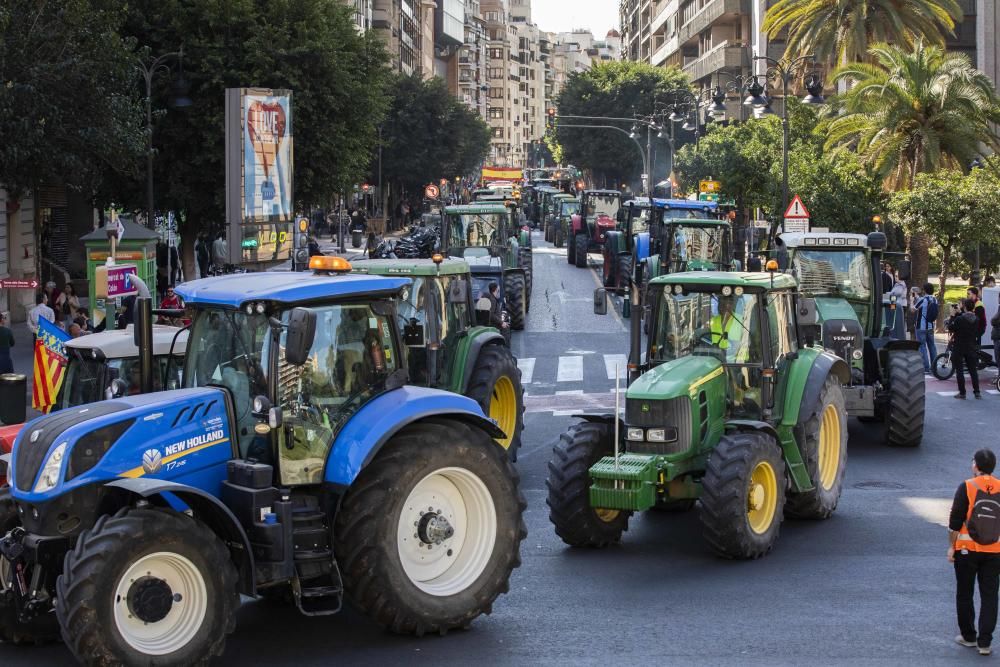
[32,318,70,413]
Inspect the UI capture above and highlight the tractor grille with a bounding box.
[14,402,129,491]
[625,397,692,455]
[822,319,864,367]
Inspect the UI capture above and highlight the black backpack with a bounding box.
[923,297,938,326]
[967,479,1000,545]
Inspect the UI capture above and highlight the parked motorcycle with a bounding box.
[932,335,997,380]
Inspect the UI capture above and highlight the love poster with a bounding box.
[243,92,293,223]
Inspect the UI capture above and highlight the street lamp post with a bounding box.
[556,114,656,197]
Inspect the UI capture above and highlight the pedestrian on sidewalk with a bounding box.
[969,287,988,343]
[949,448,1000,656]
[0,313,14,374]
[948,298,982,399]
[27,292,54,339]
[55,283,79,328]
[912,283,939,373]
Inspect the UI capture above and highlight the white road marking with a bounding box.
[603,354,628,380]
[517,357,535,384]
[557,355,584,382]
[555,389,584,395]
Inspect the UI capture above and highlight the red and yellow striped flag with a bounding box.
[32,318,70,413]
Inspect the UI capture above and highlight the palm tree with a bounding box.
[824,41,1000,289]
[763,0,962,65]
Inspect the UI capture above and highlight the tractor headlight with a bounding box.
[647,429,666,442]
[852,349,863,360]
[734,286,744,296]
[627,428,644,441]
[721,286,732,296]
[33,442,67,493]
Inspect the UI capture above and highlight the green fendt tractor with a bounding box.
[353,257,525,459]
[441,203,531,330]
[550,196,580,249]
[774,231,925,447]
[547,268,850,559]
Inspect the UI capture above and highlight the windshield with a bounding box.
[650,289,762,365]
[59,355,180,409]
[446,213,507,254]
[791,249,872,301]
[584,194,620,219]
[559,201,580,217]
[666,224,727,271]
[629,208,652,233]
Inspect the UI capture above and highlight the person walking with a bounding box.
[950,448,1000,655]
[912,283,939,373]
[948,298,983,399]
[991,291,1000,370]
[28,292,55,339]
[195,234,211,279]
[969,287,988,343]
[0,313,14,374]
[54,283,80,328]
[211,233,227,273]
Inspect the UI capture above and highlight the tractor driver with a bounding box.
[710,297,748,357]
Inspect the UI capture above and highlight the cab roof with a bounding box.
[776,232,869,248]
[351,258,470,277]
[654,198,718,211]
[650,271,797,290]
[66,325,188,358]
[583,189,622,196]
[534,185,563,193]
[175,271,410,308]
[444,204,510,215]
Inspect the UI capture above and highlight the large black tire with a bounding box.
[518,248,533,310]
[334,419,526,636]
[0,489,60,646]
[615,254,632,291]
[466,344,525,461]
[932,351,954,380]
[601,250,615,288]
[504,273,526,331]
[886,349,925,447]
[546,421,631,547]
[574,234,588,268]
[554,224,564,248]
[56,509,239,666]
[566,229,576,263]
[544,222,553,243]
[785,376,848,519]
[700,432,786,559]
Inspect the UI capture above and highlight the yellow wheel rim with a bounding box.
[817,403,841,491]
[594,508,620,523]
[488,375,517,450]
[747,461,778,535]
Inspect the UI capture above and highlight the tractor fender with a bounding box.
[603,230,625,256]
[518,228,531,248]
[635,232,650,262]
[324,386,506,490]
[795,351,850,426]
[574,414,625,430]
[459,329,507,393]
[882,339,920,352]
[106,478,256,594]
[724,420,780,442]
[571,213,583,235]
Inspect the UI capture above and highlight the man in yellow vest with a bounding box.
[710,298,745,358]
[949,448,1000,656]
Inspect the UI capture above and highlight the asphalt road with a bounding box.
[4,229,1000,665]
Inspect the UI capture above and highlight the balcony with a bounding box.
[372,8,391,29]
[678,0,748,46]
[682,42,745,82]
[651,35,678,67]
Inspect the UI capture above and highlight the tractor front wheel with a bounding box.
[574,234,588,268]
[0,489,60,646]
[504,273,526,331]
[700,432,786,559]
[334,419,526,636]
[56,509,239,666]
[466,344,524,461]
[785,376,848,519]
[546,421,631,547]
[886,350,925,447]
[554,225,564,248]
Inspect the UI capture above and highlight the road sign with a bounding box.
[425,184,440,199]
[0,279,39,289]
[698,193,719,202]
[783,194,810,219]
[783,218,810,233]
[700,180,721,193]
[106,265,138,298]
[116,218,125,241]
[753,220,770,229]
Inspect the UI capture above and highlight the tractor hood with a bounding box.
[627,356,723,401]
[595,215,616,229]
[813,297,861,324]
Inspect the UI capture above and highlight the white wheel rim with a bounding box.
[396,466,497,597]
[0,554,10,592]
[113,552,208,655]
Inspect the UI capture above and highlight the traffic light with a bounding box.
[546,107,556,130]
[293,217,309,271]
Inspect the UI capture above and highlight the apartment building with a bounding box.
[346,0,374,32]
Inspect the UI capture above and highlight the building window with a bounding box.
[493,127,504,138]
[489,108,503,119]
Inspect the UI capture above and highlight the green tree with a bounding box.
[551,61,690,188]
[0,0,145,199]
[763,0,962,65]
[824,41,1000,288]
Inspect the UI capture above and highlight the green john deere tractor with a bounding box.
[543,192,576,244]
[547,269,850,559]
[774,231,925,447]
[441,203,531,330]
[551,196,580,249]
[352,257,525,458]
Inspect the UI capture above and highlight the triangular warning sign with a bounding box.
[784,195,810,219]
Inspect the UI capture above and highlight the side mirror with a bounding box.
[897,260,911,282]
[404,318,426,347]
[594,288,608,315]
[448,279,468,304]
[796,297,818,326]
[285,307,316,366]
[107,378,129,399]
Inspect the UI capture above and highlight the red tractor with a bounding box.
[567,189,623,268]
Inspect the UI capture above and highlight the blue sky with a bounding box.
[532,0,620,37]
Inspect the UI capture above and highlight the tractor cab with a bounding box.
[649,198,728,272]
[567,189,622,268]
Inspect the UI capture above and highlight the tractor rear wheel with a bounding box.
[554,224,564,248]
[785,376,848,519]
[518,249,533,311]
[700,432,786,559]
[886,350,925,447]
[466,344,524,461]
[335,419,526,636]
[56,509,238,666]
[544,222,553,243]
[504,273,526,331]
[574,234,588,268]
[546,421,631,547]
[615,254,632,291]
[566,229,576,263]
[0,489,60,646]
[601,250,615,287]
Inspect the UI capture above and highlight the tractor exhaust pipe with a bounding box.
[128,275,155,395]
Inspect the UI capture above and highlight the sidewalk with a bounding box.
[8,322,42,423]
[266,230,407,271]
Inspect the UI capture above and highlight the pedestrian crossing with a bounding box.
[518,354,629,394]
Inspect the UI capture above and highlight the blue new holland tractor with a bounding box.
[0,257,526,664]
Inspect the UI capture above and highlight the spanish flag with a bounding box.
[32,318,70,413]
